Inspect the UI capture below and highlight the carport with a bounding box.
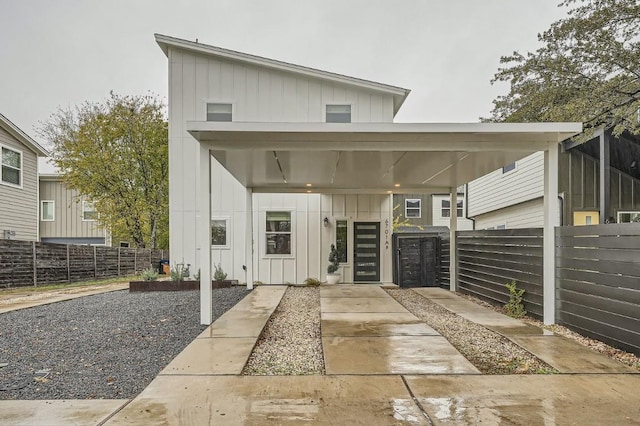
[189,121,582,325]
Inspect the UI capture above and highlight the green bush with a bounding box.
[214,263,228,281]
[504,280,526,318]
[304,278,321,286]
[141,268,158,281]
[170,264,186,281]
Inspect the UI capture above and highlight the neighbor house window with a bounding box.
[211,219,228,247]
[326,105,351,123]
[82,201,98,221]
[441,199,463,218]
[119,242,130,248]
[41,200,55,221]
[502,162,516,173]
[266,211,291,255]
[336,220,348,263]
[617,211,640,223]
[405,199,421,218]
[206,103,232,122]
[1,146,22,186]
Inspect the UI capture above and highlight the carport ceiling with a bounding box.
[188,121,582,193]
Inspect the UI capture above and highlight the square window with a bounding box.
[1,146,21,186]
[405,199,421,218]
[502,162,516,173]
[211,219,227,246]
[207,103,232,122]
[82,201,98,221]
[41,200,55,221]
[326,105,351,123]
[266,211,291,255]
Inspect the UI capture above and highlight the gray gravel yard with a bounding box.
[387,289,557,374]
[243,286,324,375]
[0,286,250,400]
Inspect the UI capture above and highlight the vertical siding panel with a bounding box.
[370,95,383,122]
[245,67,259,120]
[357,92,371,122]
[332,194,346,217]
[220,61,234,99]
[195,57,208,122]
[207,58,222,99]
[258,70,270,121]
[283,75,297,120]
[357,195,370,216]
[269,74,284,121]
[232,64,247,120]
[321,84,333,112]
[296,79,309,122]
[308,81,322,121]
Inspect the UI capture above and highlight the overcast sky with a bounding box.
[0,0,568,146]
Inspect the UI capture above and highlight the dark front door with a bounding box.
[396,236,439,287]
[353,222,380,282]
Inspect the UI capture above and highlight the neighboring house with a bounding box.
[467,132,640,229]
[155,34,580,324]
[38,159,111,246]
[393,187,473,231]
[0,113,49,241]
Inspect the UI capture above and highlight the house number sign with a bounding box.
[384,219,390,250]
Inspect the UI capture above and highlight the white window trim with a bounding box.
[435,194,465,219]
[263,209,295,258]
[501,161,518,175]
[82,200,97,222]
[41,200,55,221]
[0,144,23,189]
[211,216,231,249]
[203,99,235,122]
[404,199,421,219]
[617,211,640,223]
[324,103,353,123]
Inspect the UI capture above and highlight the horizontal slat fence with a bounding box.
[456,228,544,320]
[556,224,640,355]
[0,240,168,289]
[439,234,450,289]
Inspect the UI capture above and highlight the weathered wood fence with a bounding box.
[0,240,168,288]
[456,229,544,320]
[556,224,640,355]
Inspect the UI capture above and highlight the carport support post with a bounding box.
[245,188,254,290]
[543,142,559,325]
[449,188,457,292]
[199,146,213,325]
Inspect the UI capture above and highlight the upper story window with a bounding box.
[82,201,98,221]
[1,145,22,187]
[207,103,232,122]
[405,199,421,218]
[502,162,516,173]
[442,199,463,218]
[41,200,55,221]
[266,211,291,255]
[326,105,351,123]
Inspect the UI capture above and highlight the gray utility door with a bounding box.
[353,222,380,282]
[396,236,439,287]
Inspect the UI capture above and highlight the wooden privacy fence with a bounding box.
[0,240,168,289]
[456,229,544,320]
[556,224,640,355]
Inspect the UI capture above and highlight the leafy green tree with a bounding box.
[487,0,640,138]
[40,92,168,248]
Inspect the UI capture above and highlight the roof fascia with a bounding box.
[0,114,50,157]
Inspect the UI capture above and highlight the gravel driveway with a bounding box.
[0,287,250,400]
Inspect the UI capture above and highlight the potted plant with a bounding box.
[326,244,341,284]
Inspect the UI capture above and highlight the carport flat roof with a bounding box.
[188,121,582,193]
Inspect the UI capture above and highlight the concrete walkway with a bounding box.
[3,285,639,425]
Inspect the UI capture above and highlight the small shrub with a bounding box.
[193,268,201,281]
[304,278,321,286]
[504,280,526,318]
[253,280,264,285]
[141,268,158,281]
[214,263,228,281]
[170,264,186,282]
[327,244,340,274]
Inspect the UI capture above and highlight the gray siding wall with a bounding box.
[0,126,38,241]
[39,179,105,241]
[456,228,544,320]
[556,224,640,355]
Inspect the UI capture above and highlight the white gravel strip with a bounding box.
[243,286,324,375]
[387,289,557,375]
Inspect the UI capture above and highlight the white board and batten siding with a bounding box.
[0,126,39,241]
[467,152,545,229]
[168,45,397,280]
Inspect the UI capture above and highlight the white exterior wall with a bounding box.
[473,198,544,229]
[467,152,544,217]
[168,46,397,278]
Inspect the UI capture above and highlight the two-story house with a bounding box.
[0,113,49,241]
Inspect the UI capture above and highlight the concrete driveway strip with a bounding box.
[0,400,128,426]
[405,374,640,425]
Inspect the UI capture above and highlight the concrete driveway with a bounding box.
[3,285,639,425]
